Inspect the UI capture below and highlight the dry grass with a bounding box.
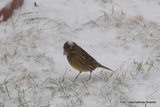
[0,8,160,107]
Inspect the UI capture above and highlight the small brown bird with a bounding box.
[63,41,114,80]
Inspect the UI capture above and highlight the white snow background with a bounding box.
[0,0,160,107]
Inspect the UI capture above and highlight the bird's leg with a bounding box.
[88,71,92,80]
[75,71,82,79]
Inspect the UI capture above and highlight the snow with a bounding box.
[0,0,160,107]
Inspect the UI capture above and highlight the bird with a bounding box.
[63,41,114,80]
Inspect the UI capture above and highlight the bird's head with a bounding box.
[63,41,77,56]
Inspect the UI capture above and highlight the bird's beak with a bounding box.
[63,50,66,55]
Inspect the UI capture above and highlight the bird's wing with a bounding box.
[78,46,100,68]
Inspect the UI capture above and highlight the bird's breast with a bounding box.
[66,55,91,71]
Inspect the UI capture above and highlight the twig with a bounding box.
[146,88,160,98]
[16,87,30,107]
[4,75,10,99]
[4,80,10,99]
[62,69,68,82]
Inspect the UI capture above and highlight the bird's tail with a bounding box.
[99,64,114,72]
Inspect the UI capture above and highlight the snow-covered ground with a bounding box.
[0,0,160,107]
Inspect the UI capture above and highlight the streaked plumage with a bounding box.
[63,41,114,80]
